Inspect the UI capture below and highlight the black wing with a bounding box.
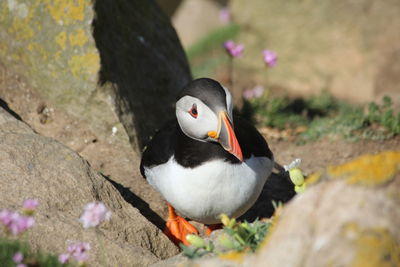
[234,116,273,160]
[140,120,177,178]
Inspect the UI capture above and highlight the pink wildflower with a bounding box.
[224,40,244,58]
[13,252,24,263]
[79,202,111,228]
[58,253,70,264]
[219,8,231,24]
[23,199,39,211]
[262,50,277,67]
[68,242,91,262]
[243,85,265,100]
[0,210,35,235]
[253,85,265,98]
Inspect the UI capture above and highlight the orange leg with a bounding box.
[205,223,223,236]
[163,203,198,245]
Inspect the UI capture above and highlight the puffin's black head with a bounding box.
[175,78,243,161]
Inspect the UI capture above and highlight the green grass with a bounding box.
[0,238,71,267]
[240,92,400,144]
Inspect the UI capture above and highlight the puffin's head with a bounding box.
[175,78,243,161]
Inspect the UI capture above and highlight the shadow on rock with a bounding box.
[240,171,296,221]
[0,98,22,121]
[102,174,166,230]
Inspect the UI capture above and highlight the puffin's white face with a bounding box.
[175,80,242,161]
[176,95,219,142]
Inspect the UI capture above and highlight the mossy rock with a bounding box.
[0,0,191,151]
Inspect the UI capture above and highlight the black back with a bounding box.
[140,117,273,178]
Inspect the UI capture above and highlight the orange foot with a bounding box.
[205,223,223,236]
[163,203,198,245]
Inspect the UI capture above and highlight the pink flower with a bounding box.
[23,199,39,211]
[0,210,35,235]
[17,264,27,267]
[0,210,13,225]
[219,8,231,24]
[13,252,24,263]
[224,40,244,58]
[253,85,265,98]
[243,85,265,100]
[262,50,277,67]
[60,242,91,264]
[79,202,111,228]
[69,242,91,262]
[58,253,70,264]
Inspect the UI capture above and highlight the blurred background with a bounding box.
[156,0,400,143]
[160,0,400,103]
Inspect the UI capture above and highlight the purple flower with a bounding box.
[224,40,244,58]
[219,8,231,24]
[0,210,35,235]
[79,202,111,228]
[58,253,70,264]
[23,199,39,211]
[68,242,91,262]
[13,252,24,263]
[262,49,277,67]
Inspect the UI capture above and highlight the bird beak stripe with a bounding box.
[217,112,243,162]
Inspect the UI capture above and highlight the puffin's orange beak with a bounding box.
[208,112,243,161]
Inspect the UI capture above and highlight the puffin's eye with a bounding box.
[188,104,198,118]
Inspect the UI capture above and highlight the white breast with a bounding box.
[145,156,273,224]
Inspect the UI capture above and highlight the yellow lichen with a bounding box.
[69,29,88,47]
[55,31,67,49]
[68,51,100,77]
[9,18,34,40]
[328,151,400,186]
[343,223,400,267]
[44,0,86,24]
[305,171,322,186]
[218,251,245,263]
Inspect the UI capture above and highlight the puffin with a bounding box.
[140,78,274,245]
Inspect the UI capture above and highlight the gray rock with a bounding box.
[0,107,179,266]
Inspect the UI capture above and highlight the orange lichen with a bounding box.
[328,151,400,186]
[343,223,400,267]
[218,251,245,263]
[305,171,322,186]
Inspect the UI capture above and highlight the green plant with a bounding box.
[243,92,399,143]
[180,214,271,259]
[0,238,70,267]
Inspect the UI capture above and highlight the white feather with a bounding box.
[145,156,273,224]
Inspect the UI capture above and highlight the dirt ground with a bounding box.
[1,64,400,235]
